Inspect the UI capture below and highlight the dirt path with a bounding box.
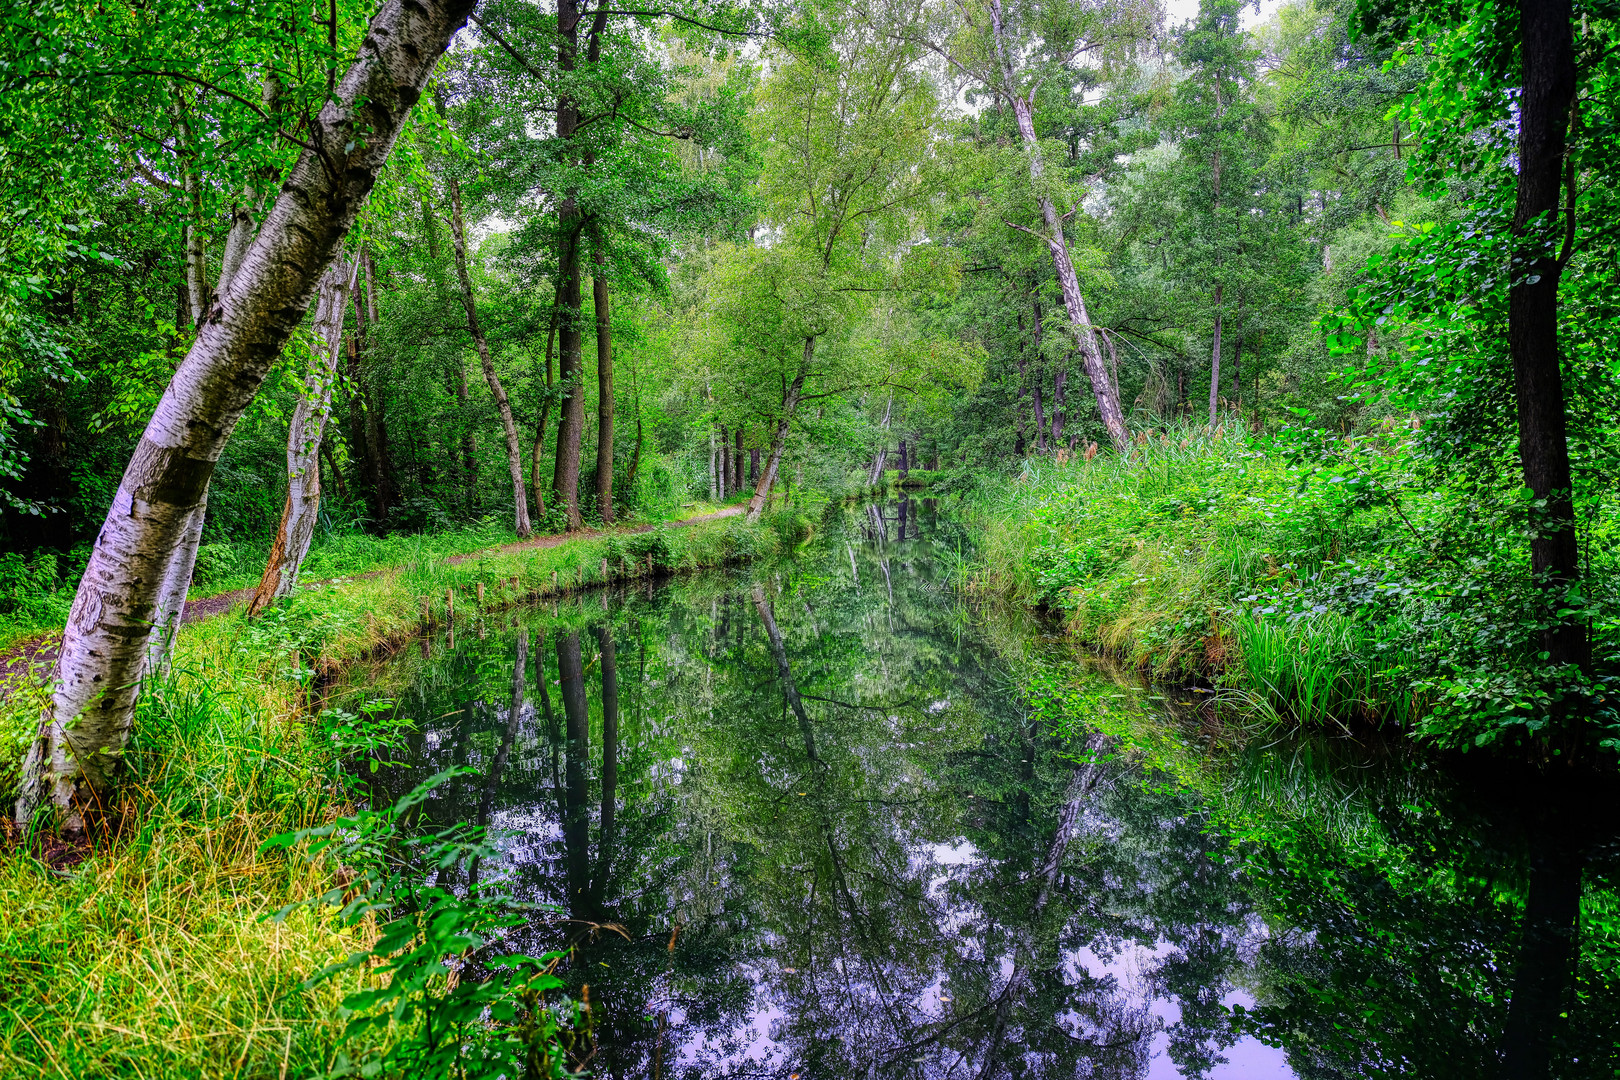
[0,505,746,680]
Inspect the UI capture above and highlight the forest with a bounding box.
[0,0,1617,1076]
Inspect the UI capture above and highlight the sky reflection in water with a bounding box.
[332,497,1620,1079]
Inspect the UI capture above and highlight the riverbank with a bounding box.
[970,426,1618,748]
[0,503,811,1079]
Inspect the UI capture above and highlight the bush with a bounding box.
[0,550,66,619]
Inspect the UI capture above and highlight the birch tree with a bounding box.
[247,254,360,617]
[18,0,479,835]
[912,0,1157,451]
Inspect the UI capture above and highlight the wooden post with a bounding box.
[422,594,432,627]
[600,557,608,582]
[476,581,485,606]
[577,563,583,587]
[446,588,454,622]
[552,570,559,593]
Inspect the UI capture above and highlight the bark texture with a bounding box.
[143,490,207,679]
[449,176,532,538]
[549,0,604,531]
[18,0,476,834]
[249,254,359,617]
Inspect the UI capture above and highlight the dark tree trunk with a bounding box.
[733,426,744,495]
[716,424,727,499]
[593,245,614,525]
[1232,325,1243,415]
[1509,0,1587,672]
[1050,363,1065,445]
[749,447,760,485]
[556,630,592,915]
[898,438,908,479]
[592,625,618,903]
[452,355,478,517]
[550,0,601,531]
[1030,296,1047,451]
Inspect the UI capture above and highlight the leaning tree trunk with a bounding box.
[248,255,359,617]
[746,342,810,522]
[449,176,531,538]
[143,489,207,679]
[16,0,477,836]
[990,0,1128,452]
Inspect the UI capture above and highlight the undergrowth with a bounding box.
[973,423,1620,750]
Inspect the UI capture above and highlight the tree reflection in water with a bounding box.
[335,499,1620,1080]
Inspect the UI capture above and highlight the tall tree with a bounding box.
[449,174,532,538]
[17,0,477,835]
[737,6,945,520]
[914,0,1158,451]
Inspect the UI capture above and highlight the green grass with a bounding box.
[0,499,754,652]
[0,504,813,1080]
[970,425,1434,729]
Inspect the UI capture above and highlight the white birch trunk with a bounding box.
[990,0,1129,452]
[708,422,718,501]
[746,341,811,522]
[866,392,892,487]
[449,176,531,538]
[248,256,358,616]
[143,489,207,679]
[17,0,477,836]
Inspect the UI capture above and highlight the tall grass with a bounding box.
[971,424,1425,729]
[0,507,810,1079]
[0,671,356,1079]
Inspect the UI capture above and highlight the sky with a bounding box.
[1162,0,1286,29]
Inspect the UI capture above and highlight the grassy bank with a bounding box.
[971,425,1618,746]
[0,499,747,653]
[0,505,812,1080]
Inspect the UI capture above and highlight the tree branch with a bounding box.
[597,8,769,37]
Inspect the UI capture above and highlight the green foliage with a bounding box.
[265,771,585,1080]
[0,549,69,620]
[974,424,1620,749]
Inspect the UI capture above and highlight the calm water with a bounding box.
[331,498,1620,1079]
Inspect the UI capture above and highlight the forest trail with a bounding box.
[0,505,745,681]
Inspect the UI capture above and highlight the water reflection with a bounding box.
[329,499,1620,1079]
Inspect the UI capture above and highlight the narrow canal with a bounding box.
[327,498,1620,1079]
